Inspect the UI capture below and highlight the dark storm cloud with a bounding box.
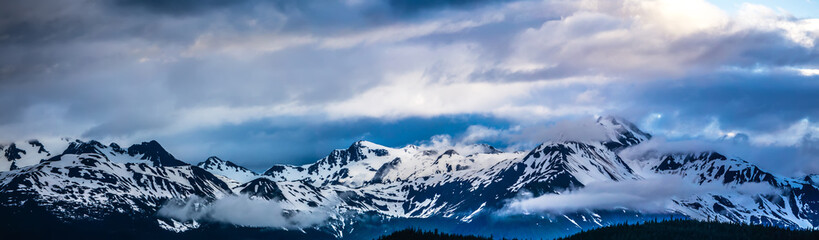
[105,0,516,39]
[387,0,510,15]
[112,0,512,17]
[114,0,251,15]
[0,0,206,46]
[108,0,381,33]
[2,0,819,176]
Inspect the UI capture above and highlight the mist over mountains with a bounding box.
[2,116,818,239]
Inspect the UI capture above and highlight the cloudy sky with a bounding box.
[2,0,818,174]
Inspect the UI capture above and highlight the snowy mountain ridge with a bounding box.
[197,156,258,188]
[1,116,818,238]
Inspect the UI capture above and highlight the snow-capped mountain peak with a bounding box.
[126,140,188,167]
[804,174,819,186]
[597,115,652,150]
[0,141,232,220]
[1,138,71,171]
[197,156,258,186]
[3,117,819,238]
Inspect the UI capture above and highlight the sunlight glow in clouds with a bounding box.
[0,0,818,171]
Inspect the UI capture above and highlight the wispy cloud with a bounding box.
[157,195,332,229]
[1,0,818,170]
[499,175,780,215]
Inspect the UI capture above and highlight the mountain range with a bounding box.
[1,117,818,239]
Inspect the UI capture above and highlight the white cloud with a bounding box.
[184,33,317,57]
[501,175,779,214]
[734,3,819,48]
[626,0,729,36]
[794,68,819,76]
[3,0,819,169]
[618,137,723,161]
[170,104,316,132]
[323,71,542,119]
[428,117,612,153]
[751,118,819,146]
[320,14,504,49]
[157,195,332,229]
[180,7,506,56]
[505,0,819,79]
[509,118,610,143]
[461,125,503,144]
[643,117,819,148]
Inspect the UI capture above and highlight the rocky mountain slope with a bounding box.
[1,117,817,239]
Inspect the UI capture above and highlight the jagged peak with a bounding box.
[435,149,459,161]
[662,151,729,162]
[596,116,652,150]
[536,140,596,148]
[316,140,392,165]
[262,164,304,176]
[653,151,735,172]
[109,142,125,154]
[237,177,285,200]
[350,140,390,151]
[135,140,162,148]
[804,174,819,186]
[597,116,651,137]
[63,139,107,155]
[126,140,188,167]
[524,141,584,161]
[475,143,503,154]
[198,156,253,173]
[198,156,224,167]
[3,142,27,160]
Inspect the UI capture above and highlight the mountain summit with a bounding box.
[197,156,258,187]
[1,117,817,239]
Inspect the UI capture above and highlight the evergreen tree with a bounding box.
[376,219,819,240]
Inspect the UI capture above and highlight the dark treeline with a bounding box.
[377,219,819,240]
[559,218,819,240]
[375,228,503,240]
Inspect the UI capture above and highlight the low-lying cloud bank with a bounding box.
[500,175,780,215]
[453,118,611,150]
[618,137,725,161]
[157,195,332,229]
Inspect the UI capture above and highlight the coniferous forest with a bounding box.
[375,228,495,240]
[376,219,819,240]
